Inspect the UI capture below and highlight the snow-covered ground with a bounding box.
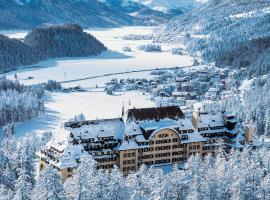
[3,26,193,87]
[1,26,194,137]
[15,91,155,137]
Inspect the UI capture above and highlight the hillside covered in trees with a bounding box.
[159,0,270,136]
[1,135,270,200]
[0,0,184,30]
[0,0,136,29]
[163,0,270,77]
[0,24,107,73]
[0,76,45,128]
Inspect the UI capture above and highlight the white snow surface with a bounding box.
[133,0,202,12]
[15,91,155,137]
[2,27,193,87]
[2,26,193,137]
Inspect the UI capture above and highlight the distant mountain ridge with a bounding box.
[163,0,270,77]
[0,0,200,30]
[0,0,139,30]
[133,0,202,13]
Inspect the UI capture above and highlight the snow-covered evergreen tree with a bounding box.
[32,167,65,200]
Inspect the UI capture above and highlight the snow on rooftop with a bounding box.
[118,140,138,151]
[135,135,146,142]
[125,122,142,136]
[140,119,179,131]
[182,131,207,143]
[56,142,89,169]
[198,112,224,128]
[66,118,125,141]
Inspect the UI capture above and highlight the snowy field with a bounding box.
[1,26,194,137]
[15,91,155,137]
[3,26,193,87]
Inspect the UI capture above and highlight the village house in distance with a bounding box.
[37,106,256,179]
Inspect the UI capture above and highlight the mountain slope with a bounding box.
[0,0,201,30]
[133,0,202,13]
[97,0,174,24]
[163,0,270,77]
[0,0,139,30]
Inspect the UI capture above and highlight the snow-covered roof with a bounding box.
[140,119,179,131]
[38,108,248,169]
[118,140,138,151]
[198,112,224,128]
[181,131,207,143]
[135,135,147,142]
[65,118,125,141]
[125,121,142,136]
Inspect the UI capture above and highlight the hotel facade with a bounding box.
[37,106,254,179]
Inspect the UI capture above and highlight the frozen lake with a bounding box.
[3,26,193,87]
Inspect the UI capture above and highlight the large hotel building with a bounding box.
[37,106,255,179]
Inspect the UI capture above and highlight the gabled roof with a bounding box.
[127,106,184,121]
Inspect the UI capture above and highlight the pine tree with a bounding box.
[13,169,32,200]
[64,156,96,200]
[32,167,65,200]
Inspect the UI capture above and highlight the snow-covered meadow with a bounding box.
[1,26,194,137]
[15,91,155,137]
[3,27,193,87]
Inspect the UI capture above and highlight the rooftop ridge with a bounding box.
[65,118,123,128]
[127,106,184,121]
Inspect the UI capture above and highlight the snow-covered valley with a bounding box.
[1,26,193,137]
[2,1,270,199]
[3,27,193,87]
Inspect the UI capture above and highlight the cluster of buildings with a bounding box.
[38,106,257,180]
[152,67,231,107]
[105,67,236,112]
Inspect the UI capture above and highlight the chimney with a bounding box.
[245,125,254,143]
[192,111,200,130]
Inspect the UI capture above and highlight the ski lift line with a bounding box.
[58,65,192,84]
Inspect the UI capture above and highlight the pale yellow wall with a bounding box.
[60,168,72,181]
[119,149,138,175]
[119,128,202,174]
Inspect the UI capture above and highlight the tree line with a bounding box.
[1,131,270,200]
[0,24,107,73]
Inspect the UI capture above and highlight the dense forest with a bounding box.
[0,77,45,127]
[0,24,107,73]
[0,0,178,30]
[0,0,136,29]
[163,0,270,77]
[0,35,38,73]
[1,132,270,200]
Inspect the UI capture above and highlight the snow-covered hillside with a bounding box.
[3,26,193,86]
[134,0,202,13]
[163,0,270,76]
[0,0,189,30]
[0,0,142,29]
[160,0,270,138]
